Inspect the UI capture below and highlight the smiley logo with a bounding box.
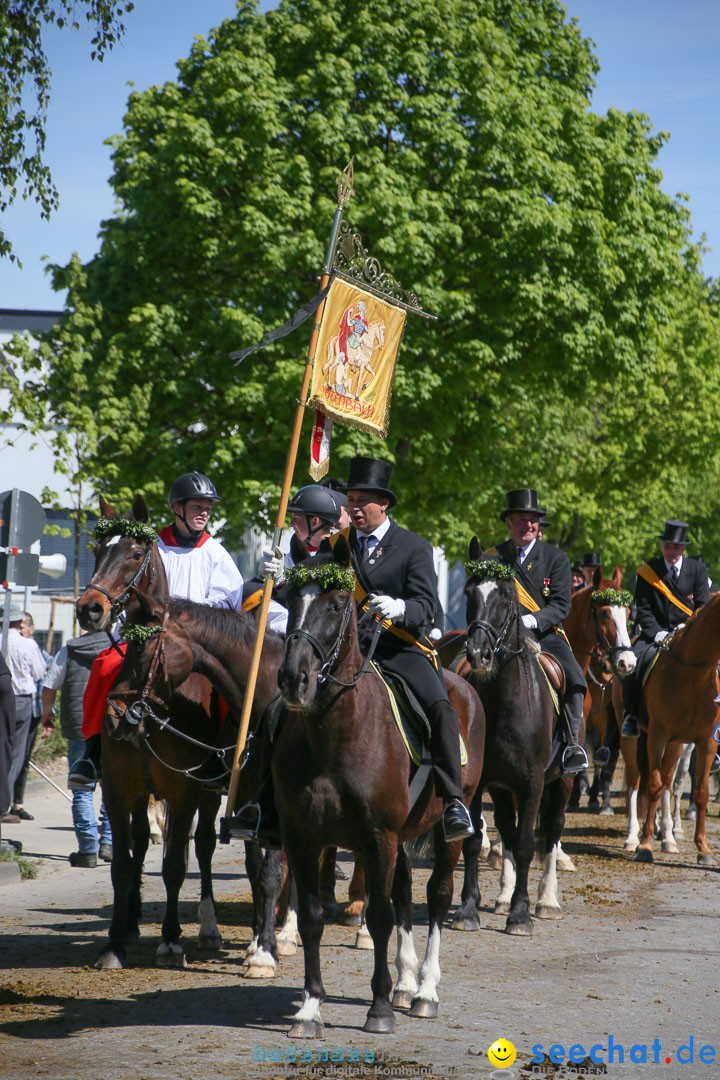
[487,1039,517,1068]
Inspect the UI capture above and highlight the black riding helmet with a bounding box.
[288,485,342,548]
[168,472,221,540]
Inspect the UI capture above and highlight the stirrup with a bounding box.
[592,745,611,768]
[226,801,282,850]
[67,758,100,791]
[561,744,588,775]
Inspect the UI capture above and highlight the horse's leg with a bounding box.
[286,834,327,1040]
[390,846,419,1010]
[244,840,264,957]
[535,779,571,919]
[555,841,577,872]
[659,788,678,853]
[635,726,665,863]
[318,846,338,918]
[96,779,135,970]
[450,792,483,931]
[504,783,538,936]
[344,853,366,927]
[692,736,716,866]
[672,744,692,838]
[409,827,459,1021]
[147,794,165,844]
[128,795,151,940]
[195,790,222,950]
[157,800,194,968]
[277,868,299,956]
[245,849,285,978]
[360,837,398,1034]
[587,765,600,813]
[490,787,517,915]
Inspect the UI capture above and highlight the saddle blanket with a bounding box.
[371,661,467,767]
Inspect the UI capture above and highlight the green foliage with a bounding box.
[120,623,161,644]
[94,517,157,545]
[464,559,516,582]
[0,1,133,260]
[283,562,356,593]
[0,852,38,879]
[3,0,720,572]
[591,589,634,608]
[31,723,67,766]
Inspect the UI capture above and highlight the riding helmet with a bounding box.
[287,485,342,524]
[168,472,221,509]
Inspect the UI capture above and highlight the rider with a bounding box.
[490,488,588,774]
[230,456,475,847]
[581,552,602,587]
[68,471,244,789]
[621,519,710,737]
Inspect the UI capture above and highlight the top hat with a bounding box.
[582,552,602,568]
[500,488,541,522]
[346,457,396,508]
[658,519,690,546]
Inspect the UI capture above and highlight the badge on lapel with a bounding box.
[542,578,550,598]
[369,546,383,565]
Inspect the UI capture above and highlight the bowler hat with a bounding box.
[500,488,541,522]
[582,552,602,568]
[658,519,690,546]
[346,457,396,508]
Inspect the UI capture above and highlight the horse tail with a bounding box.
[403,829,435,864]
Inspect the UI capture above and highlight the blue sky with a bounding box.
[1,0,719,311]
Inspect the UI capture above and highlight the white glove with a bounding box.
[521,613,538,630]
[676,623,686,631]
[428,627,443,642]
[367,594,406,622]
[654,630,669,643]
[260,547,284,584]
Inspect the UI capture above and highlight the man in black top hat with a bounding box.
[621,519,710,736]
[491,488,588,773]
[581,552,602,587]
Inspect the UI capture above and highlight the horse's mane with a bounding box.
[164,598,273,647]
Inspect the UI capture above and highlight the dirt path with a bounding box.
[1,768,720,1080]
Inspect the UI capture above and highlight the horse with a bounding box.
[322,320,385,400]
[450,539,582,937]
[76,497,287,972]
[633,592,720,864]
[273,536,485,1035]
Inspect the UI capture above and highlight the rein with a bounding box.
[285,598,383,688]
[467,602,524,667]
[84,542,156,632]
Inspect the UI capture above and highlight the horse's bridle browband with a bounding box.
[467,603,524,667]
[285,598,383,688]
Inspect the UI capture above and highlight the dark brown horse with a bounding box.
[449,539,582,937]
[76,498,287,971]
[274,537,485,1035]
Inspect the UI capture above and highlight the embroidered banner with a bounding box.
[308,277,407,438]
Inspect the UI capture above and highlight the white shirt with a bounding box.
[664,557,682,578]
[158,533,244,610]
[356,515,392,559]
[44,645,69,690]
[6,628,47,695]
[518,538,537,564]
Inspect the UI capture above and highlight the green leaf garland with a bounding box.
[120,623,162,645]
[283,563,356,593]
[94,517,158,546]
[464,559,516,582]
[592,588,634,608]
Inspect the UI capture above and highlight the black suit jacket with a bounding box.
[635,555,709,645]
[348,521,439,656]
[494,537,572,634]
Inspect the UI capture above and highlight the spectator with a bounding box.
[0,648,20,852]
[4,605,46,824]
[8,613,51,820]
[42,631,113,868]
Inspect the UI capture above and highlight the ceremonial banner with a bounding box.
[309,409,333,480]
[308,276,407,440]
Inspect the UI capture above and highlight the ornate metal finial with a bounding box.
[333,220,435,318]
[337,158,355,207]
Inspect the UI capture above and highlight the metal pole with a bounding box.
[28,760,73,803]
[222,160,355,829]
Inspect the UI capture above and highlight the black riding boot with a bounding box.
[562,693,589,774]
[428,699,474,842]
[621,671,640,737]
[68,733,102,790]
[226,705,283,850]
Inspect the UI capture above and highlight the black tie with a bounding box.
[671,566,678,584]
[361,535,373,561]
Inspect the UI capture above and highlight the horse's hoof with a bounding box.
[535,903,562,920]
[505,919,533,937]
[244,963,276,979]
[685,808,697,821]
[698,852,717,866]
[409,998,438,1019]
[391,990,415,1010]
[494,900,511,916]
[95,949,124,970]
[354,929,373,950]
[449,915,480,932]
[289,1020,325,1040]
[623,840,639,853]
[556,853,577,873]
[276,938,297,957]
[599,806,614,817]
[661,841,679,855]
[344,911,362,927]
[587,799,600,813]
[157,943,186,968]
[364,1013,396,1033]
[633,848,654,863]
[197,932,222,951]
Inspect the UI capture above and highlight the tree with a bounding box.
[0,0,133,260]
[5,0,719,567]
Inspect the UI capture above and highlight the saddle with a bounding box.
[537,652,565,697]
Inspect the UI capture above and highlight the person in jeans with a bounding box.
[41,631,113,868]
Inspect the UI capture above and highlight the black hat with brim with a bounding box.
[346,457,396,508]
[658,519,690,546]
[500,488,541,522]
[571,560,584,574]
[582,552,602,567]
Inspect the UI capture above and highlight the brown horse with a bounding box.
[274,537,485,1035]
[633,592,720,864]
[76,499,286,971]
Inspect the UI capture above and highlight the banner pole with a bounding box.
[222,161,355,833]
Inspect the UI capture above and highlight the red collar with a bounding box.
[158,525,210,548]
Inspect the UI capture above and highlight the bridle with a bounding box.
[285,595,383,689]
[466,592,524,668]
[84,541,156,627]
[578,596,631,676]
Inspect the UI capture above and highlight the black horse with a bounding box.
[451,538,578,936]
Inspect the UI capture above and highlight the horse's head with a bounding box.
[77,495,163,631]
[464,536,522,677]
[278,534,358,711]
[105,591,194,741]
[588,566,636,678]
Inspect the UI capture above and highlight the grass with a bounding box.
[0,853,38,879]
[31,724,67,767]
